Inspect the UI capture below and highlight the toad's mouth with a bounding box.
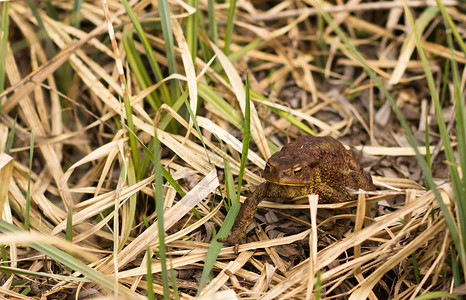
[266,179,311,186]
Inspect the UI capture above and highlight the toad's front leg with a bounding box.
[218,182,268,254]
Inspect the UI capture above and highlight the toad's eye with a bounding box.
[292,166,303,175]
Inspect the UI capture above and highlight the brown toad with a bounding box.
[219,136,375,253]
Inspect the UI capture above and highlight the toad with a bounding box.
[218,136,375,253]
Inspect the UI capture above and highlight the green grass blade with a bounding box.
[65,203,73,272]
[186,0,199,63]
[236,72,251,203]
[197,158,240,295]
[447,29,466,265]
[413,291,461,300]
[227,38,263,63]
[120,158,137,250]
[223,0,237,55]
[24,131,34,231]
[152,129,170,299]
[424,112,431,190]
[120,0,172,107]
[435,0,466,55]
[1,245,8,270]
[169,260,179,300]
[123,89,140,171]
[44,2,59,20]
[5,115,16,153]
[447,18,466,205]
[451,249,461,288]
[70,0,83,28]
[158,0,179,100]
[0,1,8,96]
[123,29,162,110]
[224,149,238,207]
[65,204,73,242]
[146,248,155,300]
[314,271,322,300]
[157,0,176,73]
[207,0,218,44]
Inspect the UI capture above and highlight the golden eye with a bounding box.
[293,166,302,175]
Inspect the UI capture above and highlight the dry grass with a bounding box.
[0,0,465,299]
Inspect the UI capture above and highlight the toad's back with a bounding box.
[263,136,371,192]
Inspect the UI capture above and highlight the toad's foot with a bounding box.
[217,231,245,254]
[218,183,268,254]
